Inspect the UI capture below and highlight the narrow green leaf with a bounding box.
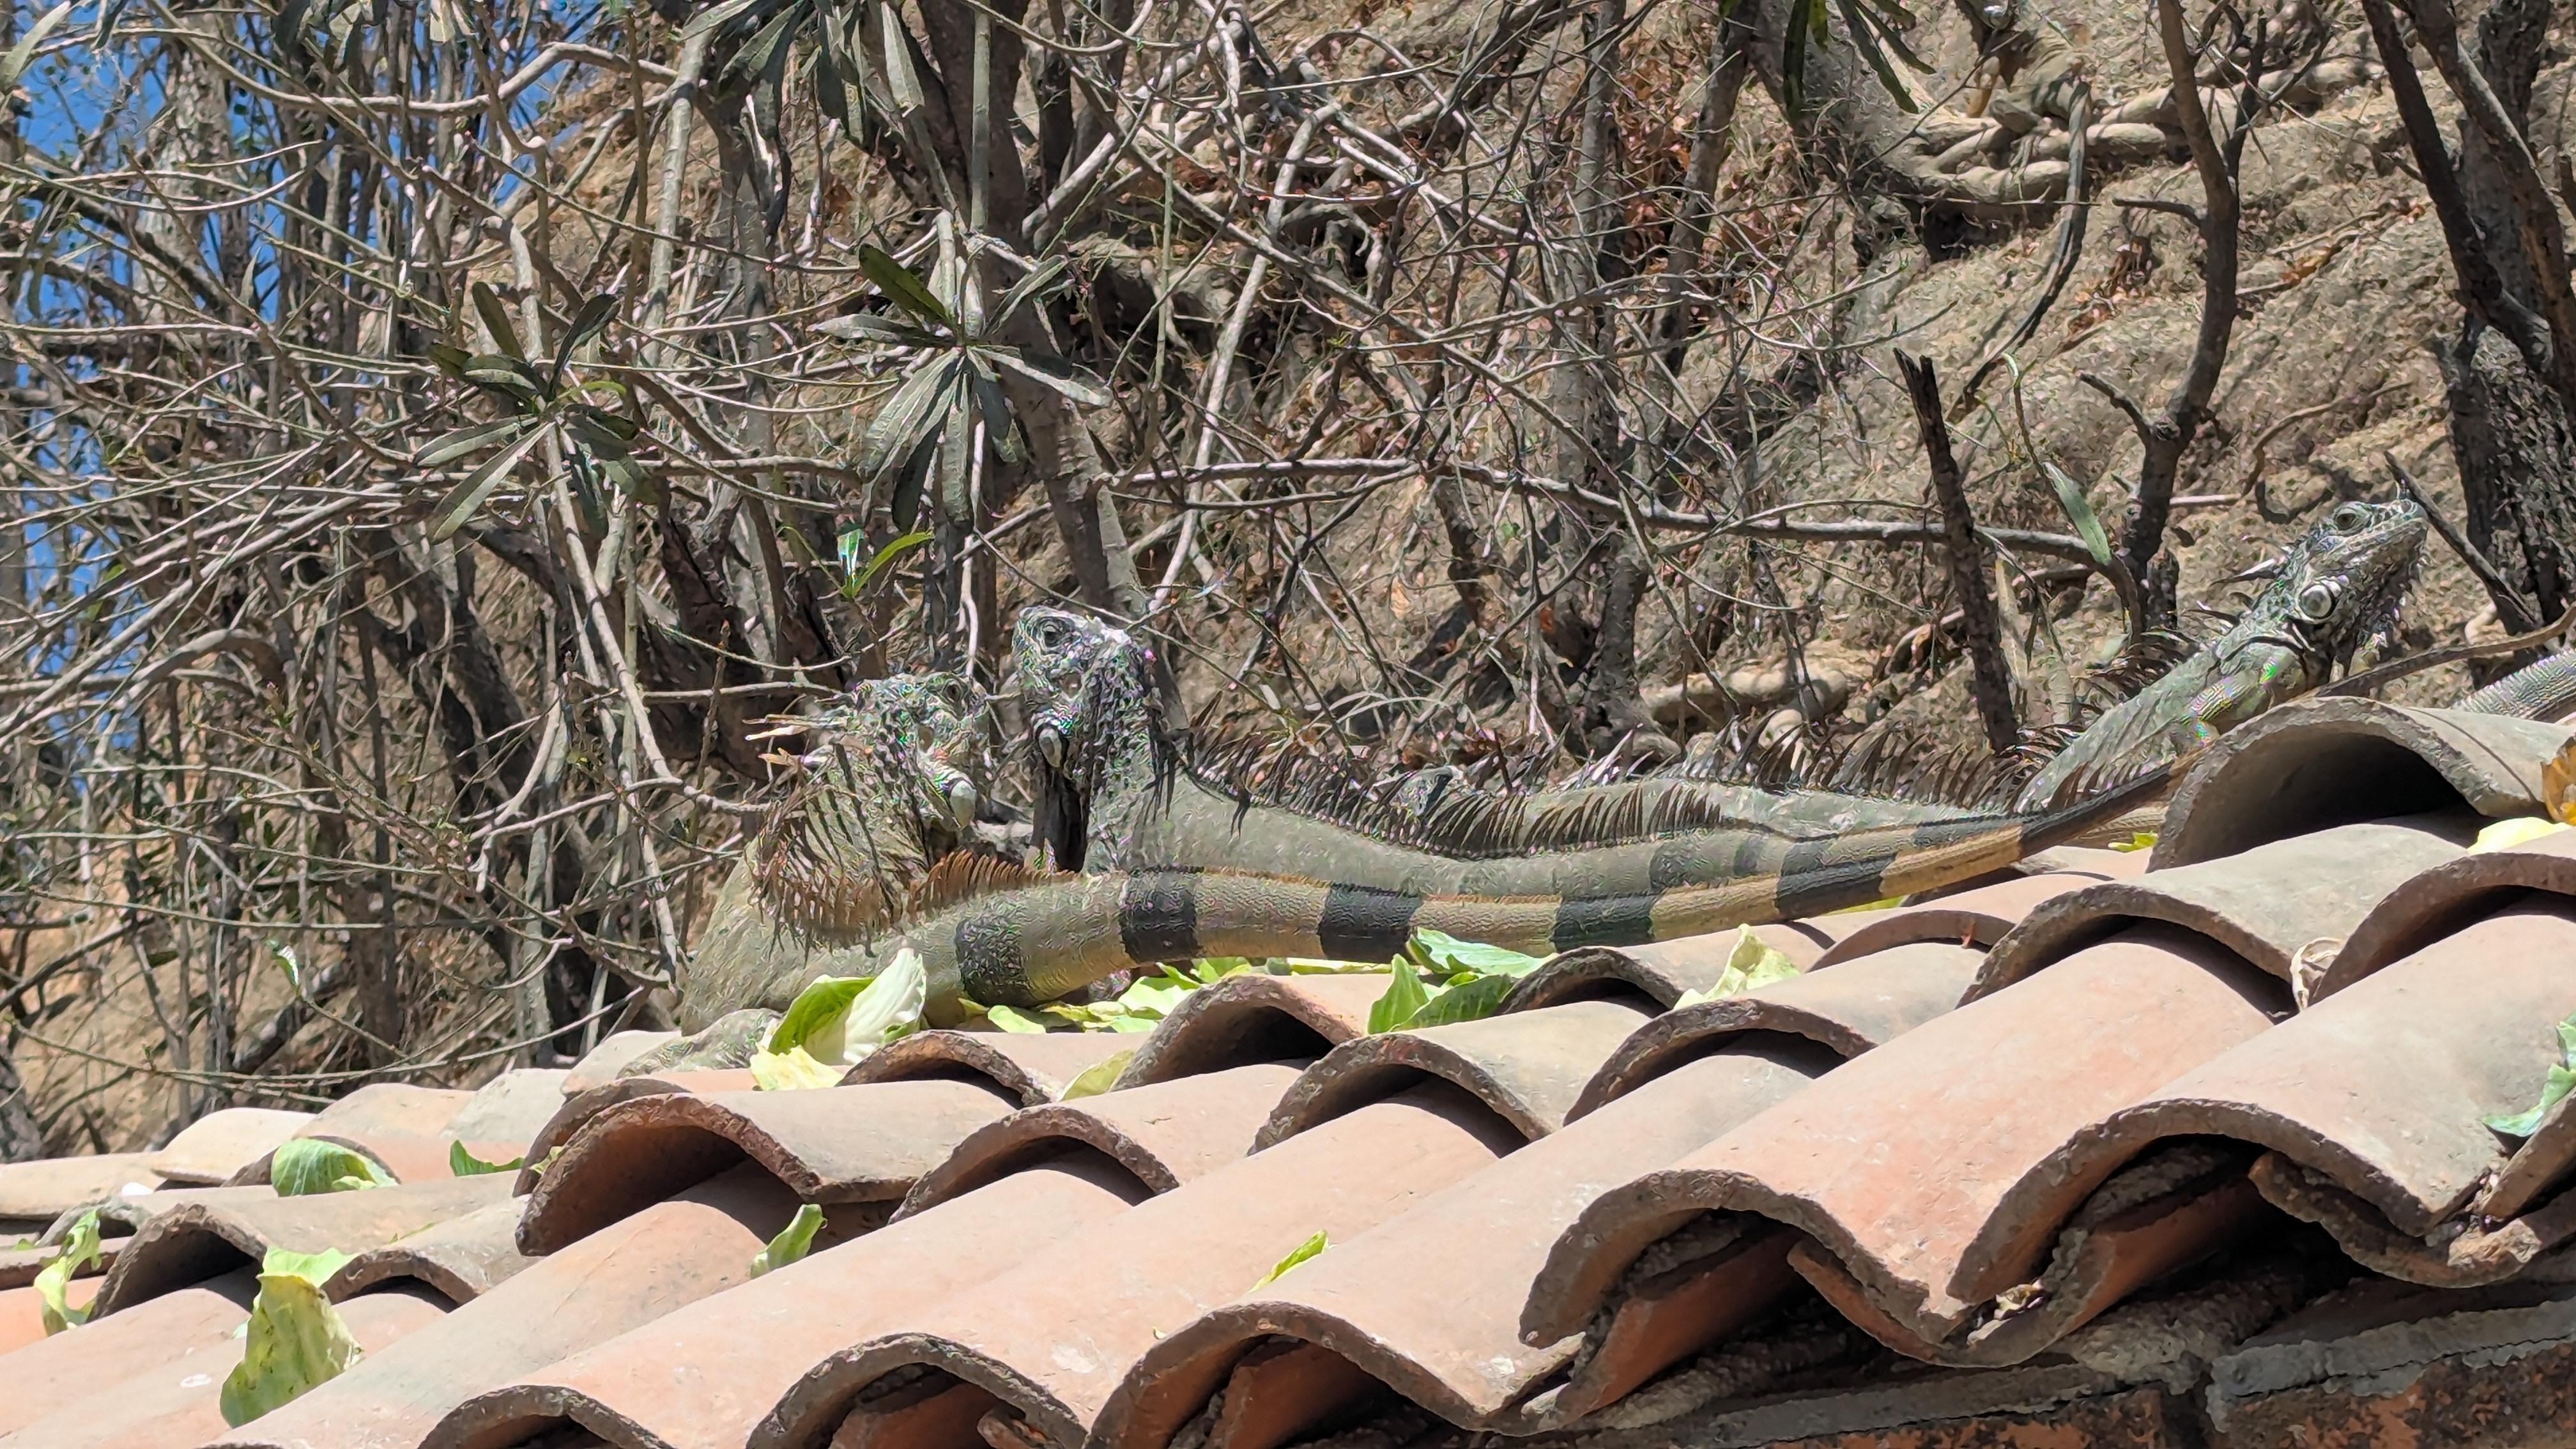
[678,0,767,38]
[879,4,925,112]
[448,1141,523,1177]
[988,348,1112,407]
[552,293,618,379]
[848,530,934,594]
[859,244,954,328]
[972,372,1025,466]
[34,1209,100,1335]
[814,312,946,346]
[750,1203,824,1276]
[993,256,1071,328]
[862,359,960,480]
[413,418,532,469]
[2039,461,2113,568]
[1367,960,1429,1034]
[0,2,75,92]
[219,1255,364,1425]
[1836,0,1915,111]
[272,1139,395,1196]
[986,1004,1047,1032]
[427,342,473,379]
[1248,1231,1328,1291]
[1061,1049,1136,1099]
[470,280,526,361]
[425,423,547,543]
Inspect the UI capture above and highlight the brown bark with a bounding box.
[1899,350,2018,753]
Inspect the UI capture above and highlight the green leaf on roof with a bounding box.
[1114,974,1193,1019]
[219,1252,364,1425]
[1249,1230,1328,1292]
[769,949,928,1064]
[751,1204,825,1277]
[448,1141,523,1177]
[2107,831,2158,854]
[272,1139,394,1196]
[1671,926,1804,1009]
[259,1246,355,1288]
[1061,1049,1136,1100]
[2487,1011,2576,1139]
[986,1004,1048,1033]
[34,1209,101,1335]
[1366,958,1430,1034]
[751,1045,845,1091]
[1402,971,1515,1029]
[1406,928,1545,978]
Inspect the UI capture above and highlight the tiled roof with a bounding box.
[9,698,2576,1448]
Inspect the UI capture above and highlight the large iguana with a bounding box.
[668,673,990,1038]
[1013,606,1992,899]
[878,749,2181,1019]
[2012,500,2427,808]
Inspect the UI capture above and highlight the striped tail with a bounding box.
[902,755,2184,1018]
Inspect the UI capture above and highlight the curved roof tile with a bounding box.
[93,1173,513,1314]
[1572,941,1979,1118]
[755,1087,1523,1449]
[845,1030,1138,1104]
[901,1062,1301,1213]
[516,1078,1016,1254]
[2158,700,2572,866]
[1255,1000,1653,1146]
[1114,974,1384,1087]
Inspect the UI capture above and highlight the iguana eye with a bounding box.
[2330,503,2369,533]
[2295,579,2340,622]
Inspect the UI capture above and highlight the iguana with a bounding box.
[669,673,991,1038]
[2012,500,2427,809]
[1013,606,1995,899]
[878,747,2183,1019]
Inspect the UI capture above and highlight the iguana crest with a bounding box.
[750,673,988,941]
[1009,605,1762,868]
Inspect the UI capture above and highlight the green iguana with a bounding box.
[881,747,2182,1019]
[2012,500,2427,809]
[670,673,990,1038]
[1013,606,2000,899]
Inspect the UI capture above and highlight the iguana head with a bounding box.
[750,673,986,940]
[2246,499,2427,668]
[1011,605,1164,870]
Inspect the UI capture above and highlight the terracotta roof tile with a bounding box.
[901,1062,1303,1211]
[1572,940,1980,1117]
[144,1107,314,1186]
[1255,999,1653,1146]
[843,1029,1136,1103]
[1531,928,2288,1367]
[93,1174,516,1314]
[516,1078,1018,1254]
[0,1153,162,1229]
[432,1153,1158,1448]
[512,1071,761,1196]
[1972,815,2474,994]
[2,1284,451,1449]
[211,1162,806,1449]
[1114,974,1384,1085]
[0,1267,258,1436]
[335,1197,538,1303]
[1505,923,1836,1012]
[227,1083,479,1186]
[772,1086,1524,1449]
[1095,1046,1827,1449]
